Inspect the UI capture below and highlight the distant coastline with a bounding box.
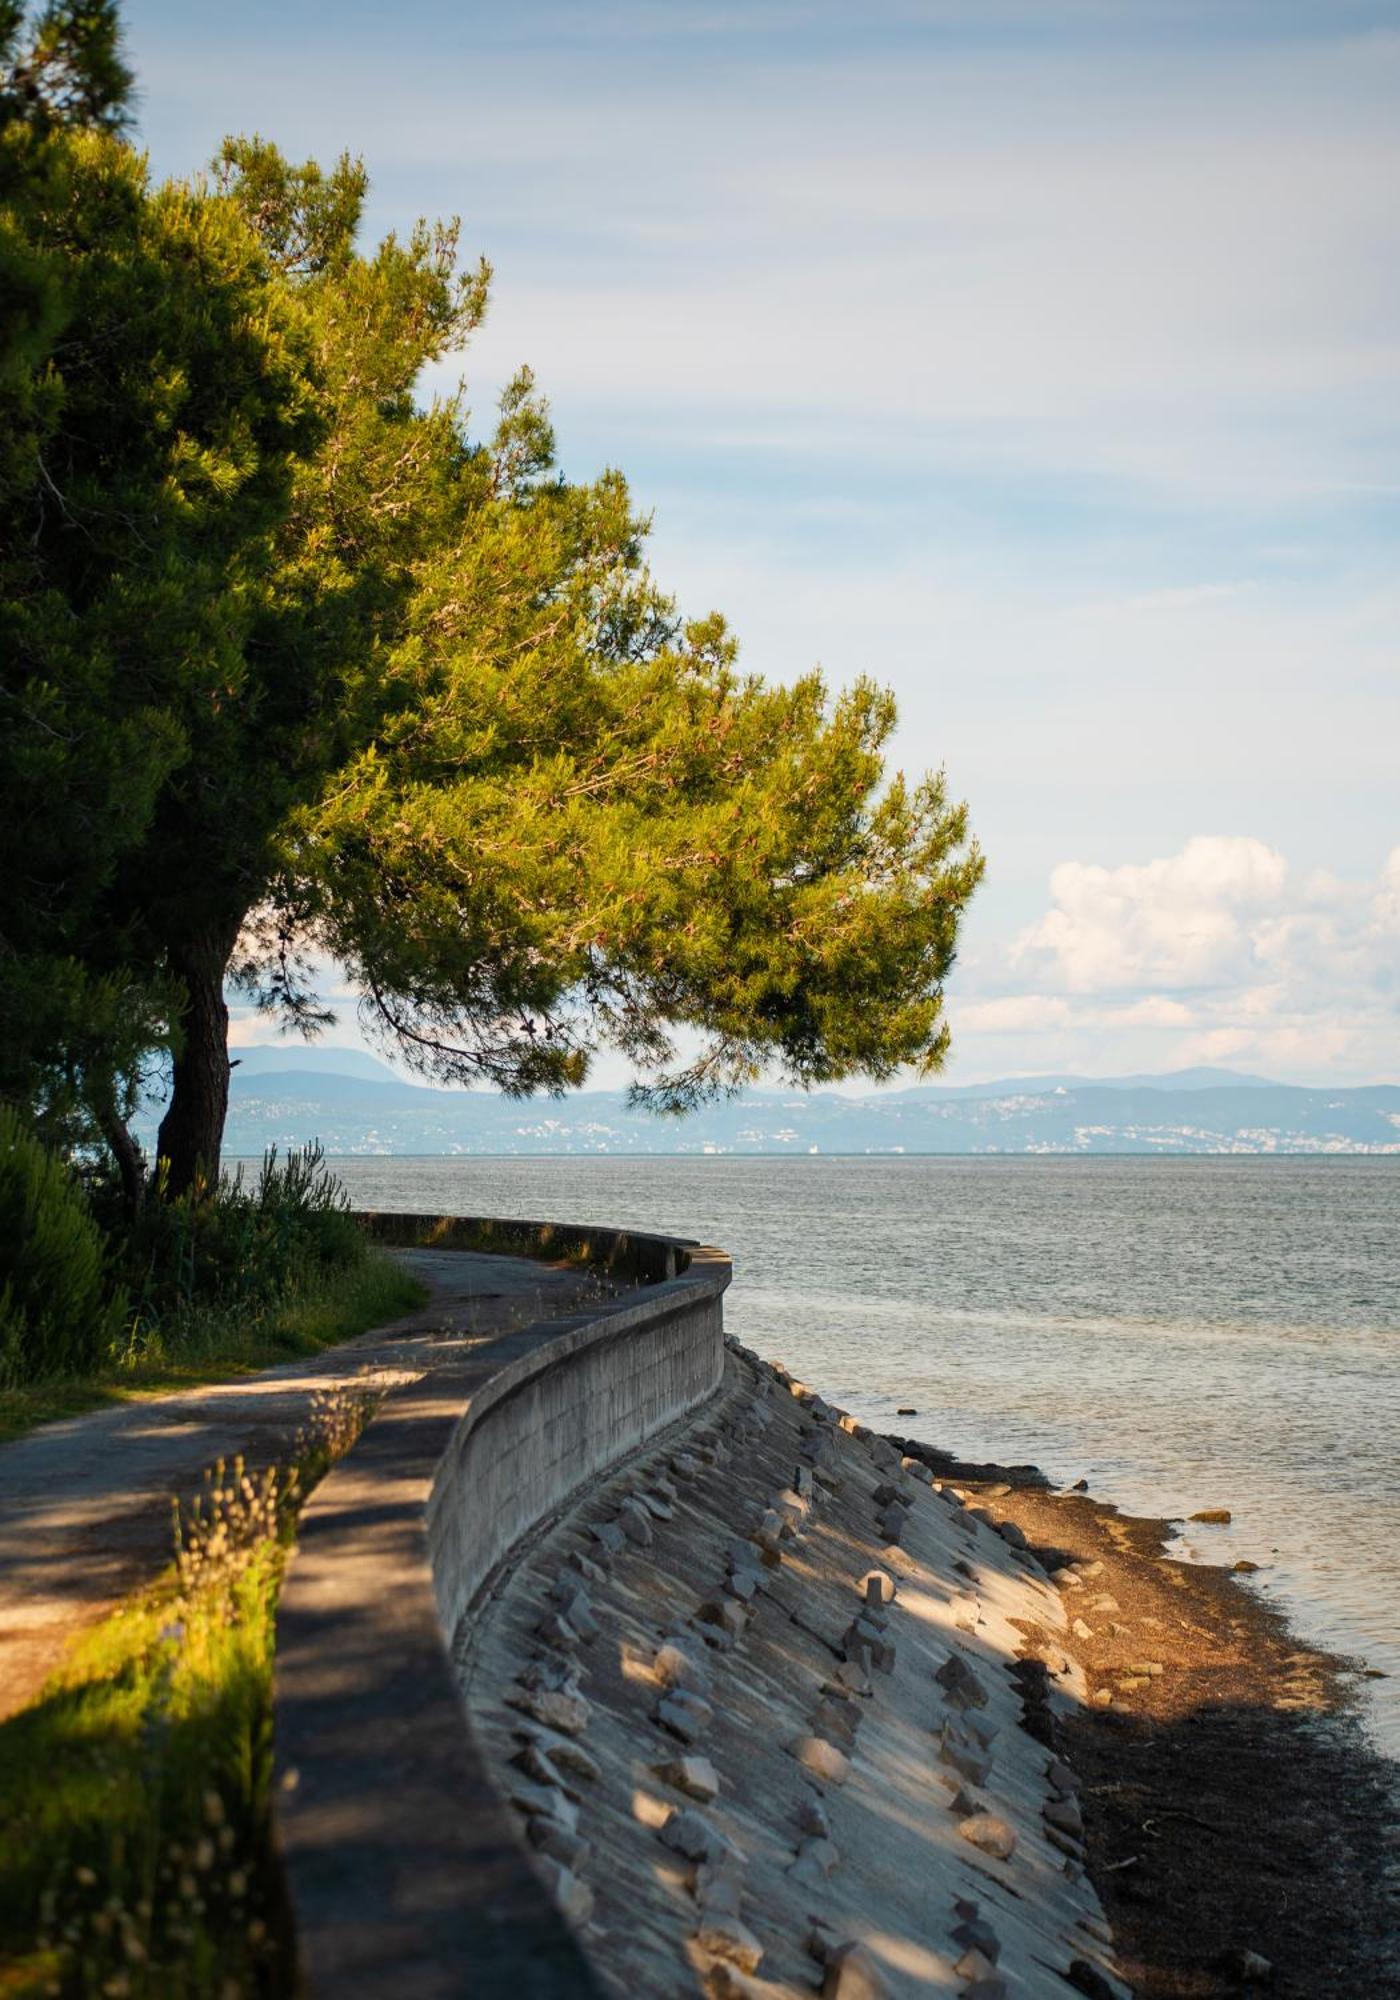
[139,1050,1400,1158]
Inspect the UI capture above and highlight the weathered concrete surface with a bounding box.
[462,1341,1132,1999]
[273,1233,731,2000]
[0,1247,589,1719]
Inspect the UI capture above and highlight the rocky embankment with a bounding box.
[458,1337,1130,1999]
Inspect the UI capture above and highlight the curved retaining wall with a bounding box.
[272,1214,731,2000]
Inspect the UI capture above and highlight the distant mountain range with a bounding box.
[133,1050,1400,1156]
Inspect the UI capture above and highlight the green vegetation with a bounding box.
[0,1390,375,1996]
[0,1122,422,1440]
[0,1246,420,1447]
[1,0,982,1207]
[0,1105,127,1382]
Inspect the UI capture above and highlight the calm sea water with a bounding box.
[311,1155,1400,1757]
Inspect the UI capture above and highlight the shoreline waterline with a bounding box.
[247,1152,1400,1761]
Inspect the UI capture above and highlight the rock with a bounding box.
[1191,1508,1232,1524]
[775,1488,809,1530]
[568,1551,608,1586]
[1072,1618,1095,1641]
[1233,1559,1261,1574]
[697,1598,747,1642]
[877,1502,910,1544]
[790,1735,851,1786]
[725,1568,759,1603]
[951,1916,1000,1962]
[536,1856,594,1926]
[962,1978,1009,2000]
[896,1405,918,1415]
[671,1451,701,1480]
[640,1490,675,1521]
[535,1610,583,1652]
[947,1786,983,1819]
[506,1774,579,1830]
[655,1640,708,1692]
[529,1731,600,1784]
[590,1520,626,1557]
[997,1520,1028,1549]
[513,1740,580,1796]
[1071,1477,1090,1491]
[695,1913,764,1973]
[983,1482,1011,1499]
[813,1697,862,1749]
[691,1859,743,1914]
[798,1794,832,1838]
[965,1709,999,1748]
[659,1808,735,1865]
[937,1727,992,1787]
[860,1569,897,1605]
[1090,1594,1121,1613]
[1126,1660,1165,1678]
[518,1655,582,1695]
[1090,1688,1113,1707]
[935,1653,989,1709]
[526,1818,590,1870]
[1046,1757,1081,1795]
[1044,1795,1084,1837]
[618,1497,654,1546]
[787,1835,841,1884]
[656,1689,714,1743]
[958,1813,1017,1860]
[822,1939,890,1999]
[939,1744,993,1789]
[506,1686,592,1737]
[825,1659,874,1699]
[658,1754,721,1802]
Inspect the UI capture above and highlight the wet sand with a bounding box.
[892,1437,1399,1998]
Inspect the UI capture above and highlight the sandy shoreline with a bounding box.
[891,1434,1399,1997]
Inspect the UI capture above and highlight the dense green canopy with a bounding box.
[0,3,984,1194]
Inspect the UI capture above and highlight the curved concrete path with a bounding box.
[0,1249,597,1722]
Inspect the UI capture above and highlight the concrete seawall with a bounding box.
[273,1214,731,1999]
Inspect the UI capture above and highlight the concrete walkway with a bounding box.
[0,1249,596,1722]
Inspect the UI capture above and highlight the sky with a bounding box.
[122,0,1400,1087]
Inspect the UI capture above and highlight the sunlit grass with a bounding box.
[0,1389,375,1998]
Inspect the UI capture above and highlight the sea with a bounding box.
[308,1154,1400,1759]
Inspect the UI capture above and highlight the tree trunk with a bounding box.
[98,1103,146,1218]
[156,925,240,1197]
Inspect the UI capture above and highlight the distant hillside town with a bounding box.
[135,1050,1400,1158]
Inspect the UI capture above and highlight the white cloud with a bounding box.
[1014,836,1292,992]
[946,838,1400,1083]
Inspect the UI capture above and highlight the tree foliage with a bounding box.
[0,9,984,1195]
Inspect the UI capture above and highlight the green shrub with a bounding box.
[0,1107,126,1384]
[121,1144,364,1340]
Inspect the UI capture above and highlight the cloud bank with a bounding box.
[951,836,1400,1082]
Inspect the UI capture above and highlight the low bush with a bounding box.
[0,1107,127,1386]
[117,1145,365,1341]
